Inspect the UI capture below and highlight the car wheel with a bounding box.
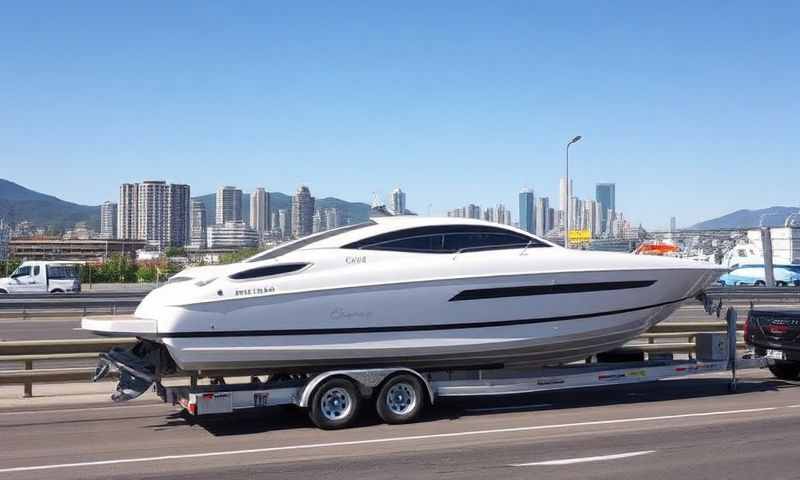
[768,361,800,380]
[776,281,787,287]
[754,280,766,287]
[0,289,7,294]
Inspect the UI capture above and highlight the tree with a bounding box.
[218,247,261,264]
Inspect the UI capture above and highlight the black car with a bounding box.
[745,309,800,380]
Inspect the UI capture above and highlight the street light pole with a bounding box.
[564,135,582,248]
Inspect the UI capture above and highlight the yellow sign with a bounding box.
[568,230,591,241]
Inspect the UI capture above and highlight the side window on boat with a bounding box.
[229,263,308,280]
[347,226,547,253]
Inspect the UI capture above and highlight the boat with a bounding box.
[83,216,726,400]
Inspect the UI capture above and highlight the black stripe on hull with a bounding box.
[449,280,656,302]
[160,294,690,339]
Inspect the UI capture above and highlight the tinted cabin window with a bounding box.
[344,225,548,254]
[443,233,533,252]
[368,234,446,253]
[229,263,308,280]
[33,266,41,276]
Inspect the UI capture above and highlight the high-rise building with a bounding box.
[504,210,512,226]
[136,181,170,249]
[190,199,207,249]
[483,207,495,223]
[168,184,191,247]
[249,188,270,237]
[535,197,549,237]
[312,210,324,234]
[291,185,315,239]
[100,201,117,239]
[518,188,535,233]
[324,208,339,230]
[216,186,243,224]
[278,209,290,240]
[547,208,555,234]
[670,216,677,233]
[390,188,406,215]
[595,183,616,235]
[466,204,481,219]
[118,183,138,240]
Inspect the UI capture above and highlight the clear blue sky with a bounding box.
[1,2,797,228]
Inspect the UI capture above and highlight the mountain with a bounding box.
[0,178,372,231]
[691,206,799,230]
[194,192,371,226]
[0,179,100,231]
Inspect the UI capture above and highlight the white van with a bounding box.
[0,261,81,294]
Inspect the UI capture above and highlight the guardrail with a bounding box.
[0,320,754,398]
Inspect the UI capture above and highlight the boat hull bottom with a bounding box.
[164,306,676,375]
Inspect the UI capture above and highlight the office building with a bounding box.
[670,216,677,233]
[190,200,207,249]
[118,183,138,240]
[9,238,146,261]
[100,201,117,239]
[518,188,535,233]
[216,186,243,224]
[291,185,315,239]
[466,204,481,219]
[390,188,407,215]
[595,183,616,235]
[250,188,270,236]
[535,197,549,237]
[207,222,259,249]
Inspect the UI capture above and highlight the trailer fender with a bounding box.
[298,368,433,408]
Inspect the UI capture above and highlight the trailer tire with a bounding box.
[769,362,800,380]
[375,374,424,425]
[308,377,360,430]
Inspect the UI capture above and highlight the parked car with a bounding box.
[0,261,81,294]
[745,309,800,380]
[717,264,800,287]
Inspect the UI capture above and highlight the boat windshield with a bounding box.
[246,221,377,262]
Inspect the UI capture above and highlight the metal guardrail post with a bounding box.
[727,307,738,392]
[23,360,32,398]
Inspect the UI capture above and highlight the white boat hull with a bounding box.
[86,267,715,373]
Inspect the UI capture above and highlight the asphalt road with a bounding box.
[1,368,799,479]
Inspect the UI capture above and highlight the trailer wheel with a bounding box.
[308,377,360,430]
[375,374,424,424]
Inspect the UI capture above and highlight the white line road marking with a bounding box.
[0,406,783,474]
[0,403,164,416]
[512,450,655,466]
[465,403,551,413]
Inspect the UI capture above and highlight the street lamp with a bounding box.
[564,135,582,249]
